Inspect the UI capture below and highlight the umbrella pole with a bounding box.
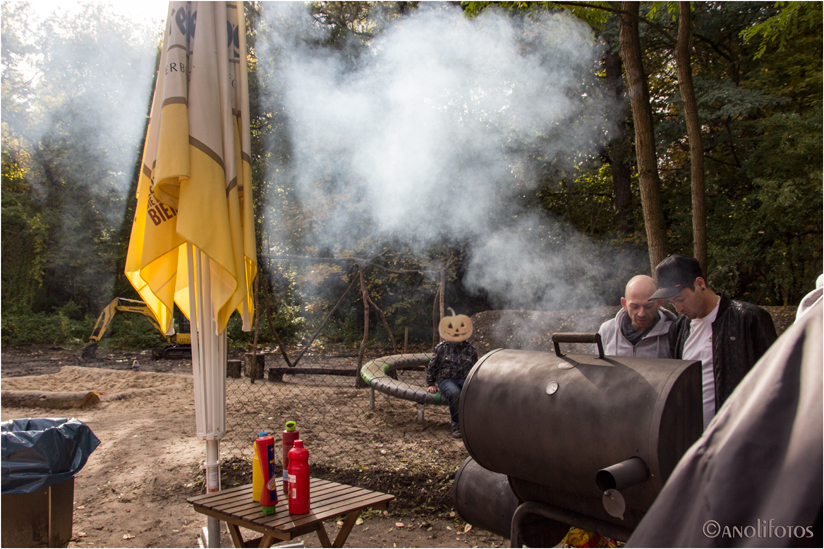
[204,255,225,548]
[206,439,221,547]
[188,244,223,547]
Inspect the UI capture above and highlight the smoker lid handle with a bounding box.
[551,332,604,359]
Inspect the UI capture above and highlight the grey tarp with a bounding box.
[627,301,822,547]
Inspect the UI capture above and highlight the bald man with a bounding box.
[598,275,677,358]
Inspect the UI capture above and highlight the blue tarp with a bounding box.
[1,418,100,494]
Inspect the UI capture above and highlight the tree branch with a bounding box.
[550,1,677,46]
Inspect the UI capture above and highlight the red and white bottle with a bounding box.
[287,440,310,515]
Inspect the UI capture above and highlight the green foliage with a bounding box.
[1,157,48,313]
[99,314,167,350]
[740,2,822,59]
[1,308,92,347]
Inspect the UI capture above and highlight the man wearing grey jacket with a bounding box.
[599,275,676,358]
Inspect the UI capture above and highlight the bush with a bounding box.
[100,314,167,350]
[1,310,92,347]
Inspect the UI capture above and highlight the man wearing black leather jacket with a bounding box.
[650,255,777,430]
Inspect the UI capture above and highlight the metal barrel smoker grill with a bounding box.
[453,333,703,547]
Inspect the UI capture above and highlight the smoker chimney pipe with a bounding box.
[595,457,650,492]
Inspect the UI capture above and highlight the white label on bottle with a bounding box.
[288,474,297,483]
[206,463,220,492]
[291,487,296,499]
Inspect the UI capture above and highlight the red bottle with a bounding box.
[287,440,310,515]
[255,436,278,515]
[282,421,299,495]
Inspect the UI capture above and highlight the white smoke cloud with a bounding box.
[258,3,637,310]
[3,3,160,306]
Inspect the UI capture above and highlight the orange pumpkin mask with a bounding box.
[439,308,473,342]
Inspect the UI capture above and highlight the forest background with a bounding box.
[2,1,822,352]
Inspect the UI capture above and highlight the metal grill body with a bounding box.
[457,348,702,542]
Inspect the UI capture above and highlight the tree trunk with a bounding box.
[366,294,397,352]
[1,391,100,409]
[604,46,633,233]
[619,1,669,274]
[676,2,708,273]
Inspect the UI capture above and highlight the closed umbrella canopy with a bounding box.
[126,0,255,342]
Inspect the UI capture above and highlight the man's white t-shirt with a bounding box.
[683,298,721,430]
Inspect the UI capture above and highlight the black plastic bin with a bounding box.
[1,418,100,548]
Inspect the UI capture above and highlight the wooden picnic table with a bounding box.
[187,477,394,548]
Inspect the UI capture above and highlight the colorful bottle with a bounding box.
[287,440,310,515]
[252,431,268,502]
[255,435,278,514]
[282,421,299,495]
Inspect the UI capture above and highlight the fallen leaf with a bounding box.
[383,511,389,517]
[355,517,364,525]
[464,524,473,533]
[336,521,344,527]
[395,522,404,528]
[449,511,456,518]
[76,533,87,537]
[122,534,134,540]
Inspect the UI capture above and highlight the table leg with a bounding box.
[226,523,245,548]
[314,522,332,548]
[257,534,275,548]
[331,511,361,548]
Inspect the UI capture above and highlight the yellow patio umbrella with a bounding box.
[125,2,255,545]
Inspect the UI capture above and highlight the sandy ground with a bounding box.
[1,359,505,548]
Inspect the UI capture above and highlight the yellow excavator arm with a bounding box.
[88,298,164,343]
[84,298,190,359]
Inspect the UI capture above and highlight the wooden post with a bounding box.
[227,360,242,378]
[244,353,265,380]
[417,403,425,424]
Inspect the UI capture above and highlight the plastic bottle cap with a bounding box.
[258,431,268,437]
[285,421,296,432]
[294,440,304,448]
